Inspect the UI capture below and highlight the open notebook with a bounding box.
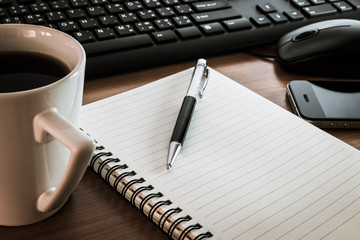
[80,68,360,240]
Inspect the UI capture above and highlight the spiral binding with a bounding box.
[90,149,112,169]
[98,157,120,174]
[168,215,192,239]
[89,143,213,240]
[131,185,154,206]
[149,200,171,222]
[179,224,202,240]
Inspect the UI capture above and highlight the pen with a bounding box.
[167,58,209,169]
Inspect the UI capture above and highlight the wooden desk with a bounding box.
[2,49,359,240]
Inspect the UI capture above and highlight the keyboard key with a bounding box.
[143,0,161,8]
[163,0,180,5]
[73,30,96,43]
[302,4,337,17]
[24,14,46,24]
[90,0,107,5]
[347,0,360,8]
[157,7,176,17]
[309,0,326,4]
[83,34,153,55]
[135,21,155,32]
[87,6,106,16]
[79,18,99,29]
[94,27,116,40]
[250,15,271,26]
[191,8,241,24]
[152,30,178,43]
[124,1,144,11]
[9,5,29,15]
[29,3,49,13]
[105,4,125,14]
[268,12,288,23]
[174,4,193,14]
[176,26,202,39]
[46,11,66,22]
[115,24,136,36]
[58,20,79,32]
[256,3,277,13]
[200,22,225,35]
[283,10,304,21]
[333,1,352,12]
[99,15,119,25]
[138,9,157,20]
[50,0,70,10]
[67,9,87,19]
[70,0,89,8]
[2,17,22,23]
[192,0,230,12]
[119,12,138,23]
[154,19,174,29]
[291,0,311,7]
[223,18,252,31]
[173,16,192,27]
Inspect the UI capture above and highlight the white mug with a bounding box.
[0,24,95,226]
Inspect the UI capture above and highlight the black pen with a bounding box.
[167,59,209,169]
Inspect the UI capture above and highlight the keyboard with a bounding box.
[1,0,360,78]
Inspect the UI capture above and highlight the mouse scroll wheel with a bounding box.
[292,29,319,42]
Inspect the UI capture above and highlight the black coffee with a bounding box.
[0,51,70,93]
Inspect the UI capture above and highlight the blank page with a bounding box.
[81,68,360,239]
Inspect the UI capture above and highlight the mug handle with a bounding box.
[33,108,95,213]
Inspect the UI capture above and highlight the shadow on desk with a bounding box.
[1,170,167,240]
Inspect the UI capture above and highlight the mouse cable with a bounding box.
[244,48,276,62]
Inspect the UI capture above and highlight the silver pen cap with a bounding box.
[186,58,209,100]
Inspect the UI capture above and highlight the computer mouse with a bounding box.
[276,19,360,78]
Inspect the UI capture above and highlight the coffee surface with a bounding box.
[0,52,70,93]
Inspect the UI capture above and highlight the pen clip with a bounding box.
[199,67,209,99]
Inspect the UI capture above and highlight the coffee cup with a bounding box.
[0,24,95,226]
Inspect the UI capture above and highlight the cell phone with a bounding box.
[286,80,360,129]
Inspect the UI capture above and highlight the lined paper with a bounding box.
[81,68,360,239]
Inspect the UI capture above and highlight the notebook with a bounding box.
[80,67,360,240]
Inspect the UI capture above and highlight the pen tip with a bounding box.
[167,164,172,170]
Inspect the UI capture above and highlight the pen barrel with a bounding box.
[171,96,196,144]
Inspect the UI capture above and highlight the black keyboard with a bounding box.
[1,0,360,78]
